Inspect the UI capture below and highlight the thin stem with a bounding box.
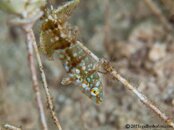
[77,41,174,128]
[19,9,62,130]
[24,25,48,130]
[28,29,62,130]
[102,60,174,128]
[2,1,62,129]
[77,41,99,62]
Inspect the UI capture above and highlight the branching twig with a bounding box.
[21,19,62,129]
[8,6,63,130]
[144,0,173,32]
[27,28,62,130]
[77,41,174,128]
[23,24,48,130]
[1,4,49,130]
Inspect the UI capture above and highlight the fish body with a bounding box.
[40,0,104,104]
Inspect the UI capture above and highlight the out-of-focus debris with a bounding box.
[98,113,106,124]
[88,27,105,53]
[2,124,21,130]
[129,22,165,44]
[148,42,166,62]
[129,44,148,70]
[106,41,137,61]
[144,0,173,32]
[163,85,174,106]
[161,0,174,15]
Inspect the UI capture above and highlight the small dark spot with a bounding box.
[54,24,58,28]
[169,15,174,26]
[127,103,132,111]
[164,97,173,106]
[9,26,19,42]
[20,117,31,124]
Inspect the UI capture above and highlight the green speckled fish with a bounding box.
[40,0,104,104]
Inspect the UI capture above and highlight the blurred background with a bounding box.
[0,0,174,130]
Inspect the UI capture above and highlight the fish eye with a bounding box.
[91,88,100,96]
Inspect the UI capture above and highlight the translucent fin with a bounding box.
[55,0,80,22]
